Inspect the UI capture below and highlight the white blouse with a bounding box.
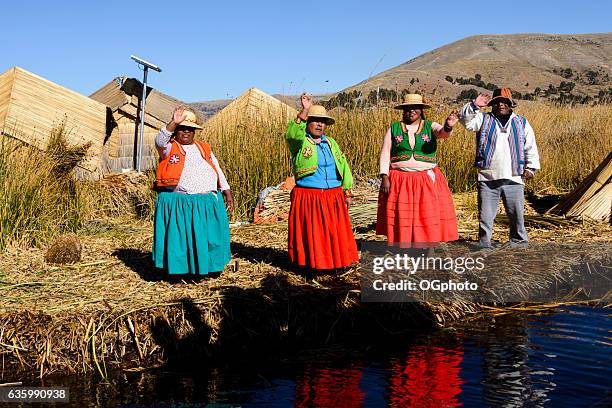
[155,127,230,194]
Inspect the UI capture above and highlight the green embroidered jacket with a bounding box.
[285,119,353,190]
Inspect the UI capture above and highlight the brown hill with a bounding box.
[340,33,612,103]
[190,99,232,120]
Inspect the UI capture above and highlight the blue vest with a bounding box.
[476,113,527,176]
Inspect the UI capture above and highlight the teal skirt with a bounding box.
[152,191,231,275]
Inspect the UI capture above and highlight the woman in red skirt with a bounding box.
[377,94,459,245]
[285,93,359,270]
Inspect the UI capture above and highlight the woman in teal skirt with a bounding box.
[152,106,233,276]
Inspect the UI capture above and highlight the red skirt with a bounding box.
[289,186,359,269]
[376,167,458,245]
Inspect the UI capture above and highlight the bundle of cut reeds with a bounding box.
[550,152,611,222]
[97,171,155,219]
[254,189,292,223]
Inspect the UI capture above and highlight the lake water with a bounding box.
[21,305,612,407]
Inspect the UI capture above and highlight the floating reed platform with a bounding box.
[0,190,610,379]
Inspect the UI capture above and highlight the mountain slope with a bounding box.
[341,33,612,102]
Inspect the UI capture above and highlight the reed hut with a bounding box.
[203,87,297,132]
[90,77,202,174]
[0,66,107,176]
[549,152,612,223]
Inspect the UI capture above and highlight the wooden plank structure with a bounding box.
[203,87,297,132]
[90,77,200,174]
[549,152,612,223]
[0,66,107,174]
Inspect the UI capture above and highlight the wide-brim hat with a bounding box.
[180,110,203,129]
[394,93,431,110]
[307,105,335,125]
[488,87,517,108]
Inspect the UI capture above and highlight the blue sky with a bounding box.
[1,0,610,102]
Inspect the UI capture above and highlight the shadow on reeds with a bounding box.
[231,242,367,278]
[112,244,442,373]
[113,248,164,281]
[525,191,564,214]
[354,222,377,234]
[113,248,223,283]
[150,298,214,369]
[146,274,440,371]
[230,242,292,270]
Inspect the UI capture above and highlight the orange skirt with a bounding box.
[288,186,359,269]
[376,167,458,244]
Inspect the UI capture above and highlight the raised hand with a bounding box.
[300,93,312,111]
[445,109,459,128]
[474,93,491,108]
[173,105,187,124]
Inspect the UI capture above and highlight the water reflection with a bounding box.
[290,345,464,407]
[295,364,365,407]
[15,306,611,407]
[480,315,556,408]
[387,345,463,407]
[289,308,609,408]
[292,350,465,408]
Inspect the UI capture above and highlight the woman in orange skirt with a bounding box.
[376,94,459,245]
[285,93,359,270]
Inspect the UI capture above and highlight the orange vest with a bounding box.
[155,140,220,190]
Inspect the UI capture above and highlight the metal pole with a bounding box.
[136,67,148,172]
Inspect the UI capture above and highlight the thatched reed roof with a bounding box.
[90,77,204,129]
[203,87,297,132]
[90,77,206,174]
[0,66,107,172]
[549,152,611,222]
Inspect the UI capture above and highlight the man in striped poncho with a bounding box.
[459,88,540,249]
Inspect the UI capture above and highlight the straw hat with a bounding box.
[394,94,431,110]
[307,105,335,125]
[488,87,517,107]
[180,110,203,129]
